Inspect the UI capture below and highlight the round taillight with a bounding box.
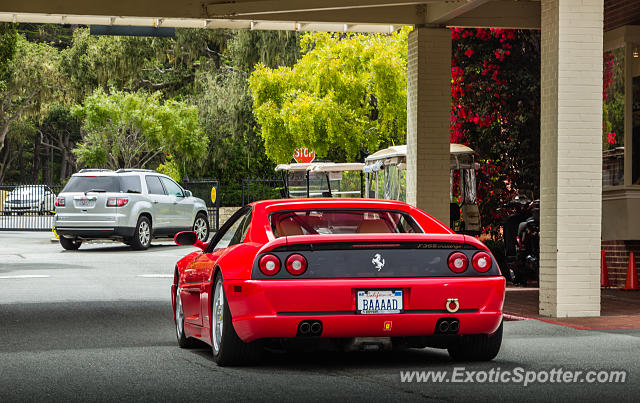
[448,252,469,274]
[259,254,281,276]
[285,254,308,276]
[472,252,492,273]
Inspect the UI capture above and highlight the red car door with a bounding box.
[180,259,202,326]
[199,209,253,328]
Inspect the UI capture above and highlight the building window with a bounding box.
[603,47,625,187]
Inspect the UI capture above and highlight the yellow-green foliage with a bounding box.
[156,156,182,182]
[249,28,409,163]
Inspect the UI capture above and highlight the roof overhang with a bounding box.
[0,1,541,32]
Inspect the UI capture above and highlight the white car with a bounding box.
[3,185,56,215]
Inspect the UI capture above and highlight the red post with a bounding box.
[600,250,610,287]
[624,252,639,291]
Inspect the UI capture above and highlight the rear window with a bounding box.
[62,175,141,193]
[270,209,423,237]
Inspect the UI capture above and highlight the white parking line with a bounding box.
[0,275,51,279]
[136,274,173,278]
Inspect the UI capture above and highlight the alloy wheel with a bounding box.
[176,289,184,338]
[194,217,208,241]
[212,279,224,353]
[138,220,150,246]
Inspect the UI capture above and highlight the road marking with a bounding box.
[0,275,50,279]
[136,274,173,278]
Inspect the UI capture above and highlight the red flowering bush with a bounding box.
[450,28,541,237]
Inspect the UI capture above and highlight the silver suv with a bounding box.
[54,169,209,250]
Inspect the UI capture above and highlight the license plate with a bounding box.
[76,198,93,207]
[357,290,403,314]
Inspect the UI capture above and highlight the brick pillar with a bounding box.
[406,27,452,225]
[539,0,603,317]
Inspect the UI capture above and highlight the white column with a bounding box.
[540,0,603,317]
[406,27,452,225]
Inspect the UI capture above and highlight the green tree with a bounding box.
[248,29,408,164]
[191,30,301,185]
[71,89,207,174]
[0,32,60,153]
[0,23,17,90]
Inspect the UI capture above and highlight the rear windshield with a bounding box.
[270,209,423,237]
[62,175,142,193]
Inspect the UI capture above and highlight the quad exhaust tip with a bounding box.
[297,320,323,337]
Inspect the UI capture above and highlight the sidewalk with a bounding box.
[504,286,640,330]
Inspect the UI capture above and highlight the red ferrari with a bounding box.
[171,199,505,365]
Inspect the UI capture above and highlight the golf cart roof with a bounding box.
[364,143,476,171]
[275,162,364,173]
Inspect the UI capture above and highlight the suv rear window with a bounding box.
[270,209,423,237]
[62,175,142,193]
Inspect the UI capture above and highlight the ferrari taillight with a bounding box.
[54,197,65,207]
[106,197,128,207]
[285,254,308,276]
[447,252,469,274]
[472,251,492,273]
[259,254,281,276]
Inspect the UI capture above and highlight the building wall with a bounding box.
[602,240,640,286]
[406,28,451,224]
[218,206,242,226]
[539,0,604,317]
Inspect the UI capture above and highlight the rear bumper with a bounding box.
[224,277,505,342]
[55,226,136,239]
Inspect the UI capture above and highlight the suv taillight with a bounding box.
[472,252,492,273]
[259,254,281,276]
[54,197,65,207]
[106,197,129,207]
[447,252,469,273]
[285,254,308,276]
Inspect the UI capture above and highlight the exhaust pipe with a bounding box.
[297,320,323,337]
[435,318,459,334]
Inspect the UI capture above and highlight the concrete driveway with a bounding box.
[1,232,638,402]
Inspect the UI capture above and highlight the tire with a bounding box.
[447,321,503,362]
[60,236,82,251]
[129,216,152,250]
[211,274,263,366]
[175,285,198,348]
[193,213,210,242]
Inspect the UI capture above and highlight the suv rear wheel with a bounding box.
[193,213,209,242]
[129,216,152,250]
[60,236,82,251]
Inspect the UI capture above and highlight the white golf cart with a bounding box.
[363,144,481,234]
[275,162,365,198]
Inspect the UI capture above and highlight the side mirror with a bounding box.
[184,190,192,198]
[174,231,206,251]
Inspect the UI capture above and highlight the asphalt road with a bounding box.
[1,231,639,402]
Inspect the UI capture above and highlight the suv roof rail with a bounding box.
[78,169,114,173]
[115,169,157,173]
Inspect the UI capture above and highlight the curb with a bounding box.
[503,313,531,322]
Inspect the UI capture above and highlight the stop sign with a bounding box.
[293,148,316,163]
